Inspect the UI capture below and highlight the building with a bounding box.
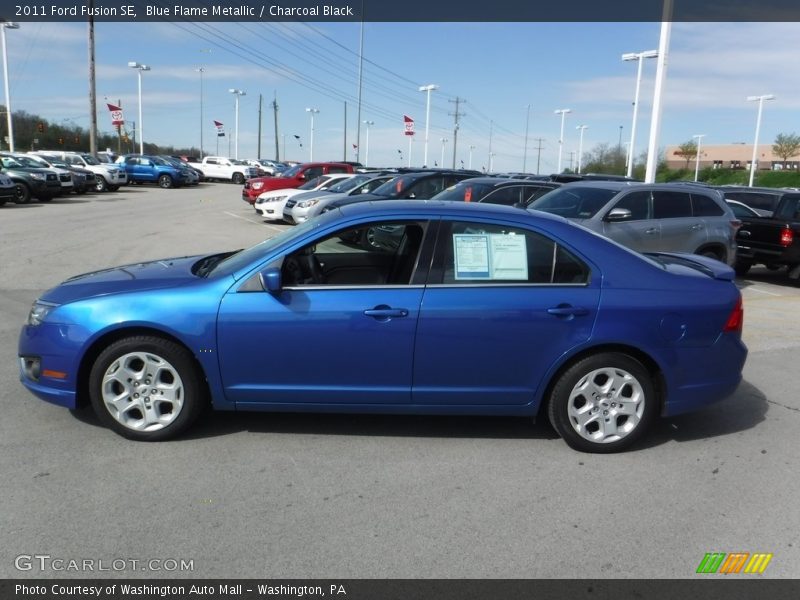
[664,143,799,172]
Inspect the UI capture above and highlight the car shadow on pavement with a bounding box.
[1,202,43,209]
[637,379,767,449]
[70,381,767,447]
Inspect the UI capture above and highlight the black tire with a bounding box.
[13,183,31,204]
[232,172,245,185]
[547,352,658,453]
[108,185,120,192]
[734,261,752,277]
[358,227,381,250]
[95,177,108,192]
[765,264,781,271]
[158,174,173,189]
[37,196,53,202]
[88,336,207,441]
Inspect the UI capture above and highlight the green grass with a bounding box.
[656,168,800,188]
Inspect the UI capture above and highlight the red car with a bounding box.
[242,162,354,204]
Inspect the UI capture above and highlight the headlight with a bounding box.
[296,199,320,209]
[27,301,59,326]
[252,182,264,190]
[266,196,286,203]
[30,172,46,181]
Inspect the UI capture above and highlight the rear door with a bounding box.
[652,190,705,253]
[412,218,600,406]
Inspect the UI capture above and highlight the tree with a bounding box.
[772,133,800,168]
[580,142,626,175]
[674,140,698,169]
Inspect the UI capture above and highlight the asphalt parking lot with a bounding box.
[1,183,798,579]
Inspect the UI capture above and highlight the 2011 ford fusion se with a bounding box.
[18,201,747,452]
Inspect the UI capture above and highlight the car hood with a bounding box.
[40,255,205,305]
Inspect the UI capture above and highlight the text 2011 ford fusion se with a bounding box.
[18,201,747,452]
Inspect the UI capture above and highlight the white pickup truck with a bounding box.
[186,156,259,184]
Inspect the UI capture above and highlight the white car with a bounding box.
[285,174,395,224]
[254,173,355,219]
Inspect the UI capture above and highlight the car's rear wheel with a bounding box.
[89,336,206,441]
[232,172,245,185]
[547,353,657,453]
[158,174,173,189]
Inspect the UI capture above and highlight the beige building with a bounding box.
[664,143,799,171]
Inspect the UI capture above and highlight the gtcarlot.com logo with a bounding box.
[14,554,194,572]
[696,552,773,574]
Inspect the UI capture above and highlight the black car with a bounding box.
[433,177,561,206]
[0,155,61,203]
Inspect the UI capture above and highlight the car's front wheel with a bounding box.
[547,353,657,453]
[158,174,173,189]
[88,336,206,441]
[95,177,108,192]
[14,183,31,204]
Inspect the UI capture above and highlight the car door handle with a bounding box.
[363,306,409,319]
[547,305,590,317]
[644,228,658,234]
[691,224,704,230]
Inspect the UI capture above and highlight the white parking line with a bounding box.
[223,211,286,232]
[744,286,783,297]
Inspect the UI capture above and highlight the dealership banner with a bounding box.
[106,104,124,127]
[214,120,225,137]
[403,115,415,136]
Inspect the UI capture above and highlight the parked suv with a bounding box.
[32,151,127,192]
[0,155,61,203]
[116,154,192,188]
[529,181,739,265]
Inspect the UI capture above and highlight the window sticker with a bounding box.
[453,233,528,280]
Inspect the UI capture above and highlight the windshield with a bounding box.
[530,186,618,219]
[12,156,43,168]
[372,174,419,198]
[79,154,101,165]
[208,218,322,278]
[0,157,23,168]
[434,181,496,202]
[280,165,302,178]
[327,175,364,193]
[299,175,330,190]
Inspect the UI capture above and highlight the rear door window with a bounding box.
[691,193,724,216]
[652,191,692,219]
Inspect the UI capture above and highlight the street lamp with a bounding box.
[362,120,374,167]
[196,67,204,158]
[228,88,245,160]
[419,84,438,167]
[622,50,658,178]
[469,144,476,170]
[554,108,571,173]
[693,134,706,182]
[305,107,319,162]
[128,61,150,155]
[440,137,448,167]
[576,125,588,174]
[1,21,19,152]
[747,94,775,187]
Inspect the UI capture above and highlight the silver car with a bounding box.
[530,181,739,265]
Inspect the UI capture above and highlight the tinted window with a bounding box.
[691,193,724,216]
[652,191,692,219]
[775,196,800,220]
[327,166,350,174]
[723,191,781,212]
[521,185,557,205]
[407,176,443,199]
[531,187,617,219]
[435,181,497,202]
[612,191,651,220]
[435,221,589,285]
[303,167,323,180]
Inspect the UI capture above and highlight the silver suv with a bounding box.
[529,182,739,265]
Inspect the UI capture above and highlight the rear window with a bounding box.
[723,191,781,212]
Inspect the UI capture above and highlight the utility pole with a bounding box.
[343,101,347,161]
[448,97,464,169]
[523,104,531,172]
[487,120,493,173]
[88,4,97,155]
[533,137,545,174]
[272,92,279,160]
[257,93,263,159]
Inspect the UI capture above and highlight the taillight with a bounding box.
[780,226,793,247]
[722,296,743,334]
[730,219,742,232]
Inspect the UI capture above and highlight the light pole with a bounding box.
[128,61,150,155]
[747,94,775,187]
[469,144,476,170]
[554,108,571,173]
[196,67,204,158]
[305,107,319,162]
[1,21,19,152]
[576,125,588,174]
[622,49,658,178]
[362,120,374,167]
[693,134,706,182]
[440,137,448,167]
[523,103,531,172]
[228,88,245,159]
[418,84,438,167]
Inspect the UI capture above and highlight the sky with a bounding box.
[3,19,800,173]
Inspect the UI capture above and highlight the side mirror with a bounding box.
[606,207,632,222]
[259,267,282,293]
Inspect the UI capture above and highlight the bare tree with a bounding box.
[772,133,800,168]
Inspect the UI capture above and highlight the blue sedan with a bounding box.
[18,201,747,452]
